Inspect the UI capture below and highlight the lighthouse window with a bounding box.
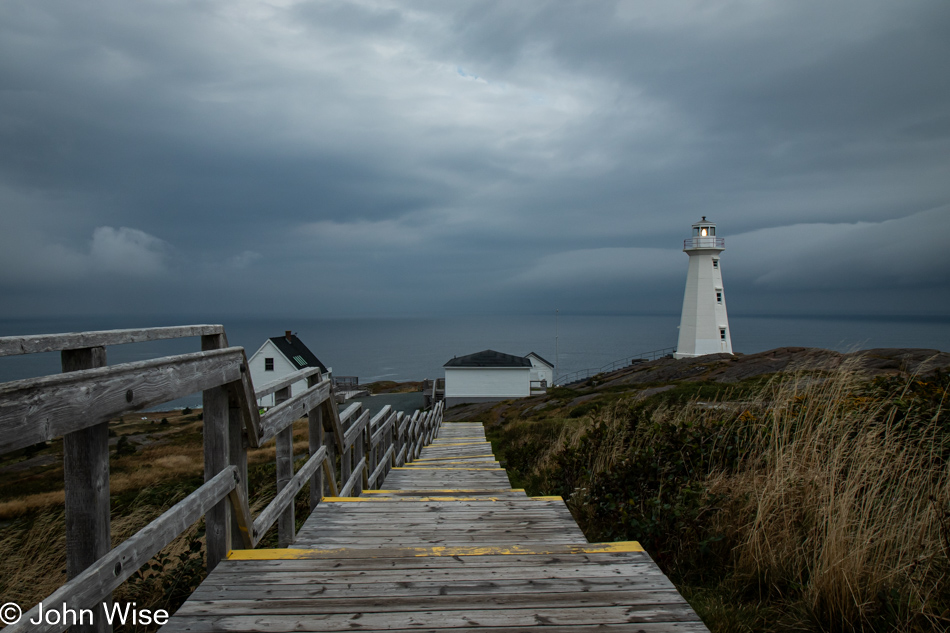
[716,291,723,304]
[720,328,727,341]
[265,358,274,371]
[712,259,719,269]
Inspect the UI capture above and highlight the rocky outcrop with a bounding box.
[598,347,950,389]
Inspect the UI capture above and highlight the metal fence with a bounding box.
[555,346,676,386]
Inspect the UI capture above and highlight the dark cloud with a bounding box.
[0,0,948,319]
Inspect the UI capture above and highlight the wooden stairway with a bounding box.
[161,422,709,632]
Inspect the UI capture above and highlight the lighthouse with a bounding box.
[674,217,733,358]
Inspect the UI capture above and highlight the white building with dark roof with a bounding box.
[525,352,554,390]
[443,349,548,407]
[248,331,329,407]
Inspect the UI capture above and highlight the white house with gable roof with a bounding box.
[248,331,330,407]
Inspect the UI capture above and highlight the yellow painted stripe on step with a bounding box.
[405,460,499,465]
[228,541,644,560]
[414,454,496,461]
[321,496,522,502]
[432,437,485,440]
[360,489,525,494]
[393,467,504,471]
[530,496,565,501]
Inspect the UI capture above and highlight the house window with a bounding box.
[712,259,719,269]
[265,358,274,371]
[720,328,727,341]
[716,291,723,304]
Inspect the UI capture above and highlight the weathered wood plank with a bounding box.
[163,622,709,633]
[324,396,348,454]
[370,404,392,430]
[217,551,654,572]
[227,354,264,448]
[157,603,702,632]
[252,447,327,545]
[307,386,324,511]
[338,456,366,497]
[203,377,231,571]
[227,467,254,550]
[254,367,322,399]
[371,411,396,448]
[367,445,394,489]
[61,346,110,633]
[176,590,693,615]
[0,324,225,357]
[191,577,674,600]
[259,379,331,444]
[338,402,361,426]
[4,467,238,633]
[228,394,250,550]
[343,409,370,450]
[0,347,245,454]
[322,455,339,497]
[274,387,295,548]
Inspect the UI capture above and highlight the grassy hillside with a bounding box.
[453,349,950,632]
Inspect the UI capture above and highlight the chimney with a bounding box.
[285,330,292,343]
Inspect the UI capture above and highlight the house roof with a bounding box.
[526,352,554,368]
[269,334,328,372]
[444,349,532,368]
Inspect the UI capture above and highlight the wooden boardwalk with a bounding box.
[163,422,709,632]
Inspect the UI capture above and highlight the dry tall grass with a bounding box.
[712,360,950,630]
[500,360,949,631]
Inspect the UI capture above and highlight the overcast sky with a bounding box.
[1,0,948,320]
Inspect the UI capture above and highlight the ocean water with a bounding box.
[1,314,948,408]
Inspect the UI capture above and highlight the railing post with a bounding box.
[228,393,248,550]
[384,416,394,481]
[62,346,111,633]
[367,419,377,490]
[394,413,403,468]
[356,425,366,495]
[341,409,353,490]
[274,386,295,547]
[307,375,324,510]
[202,334,231,571]
[323,410,337,496]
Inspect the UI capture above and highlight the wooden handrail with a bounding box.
[3,466,241,633]
[0,324,447,633]
[339,402,361,426]
[339,456,367,496]
[252,446,327,544]
[371,411,397,448]
[370,404,392,428]
[0,347,245,454]
[254,367,323,399]
[343,409,371,450]
[0,324,226,357]
[258,378,331,443]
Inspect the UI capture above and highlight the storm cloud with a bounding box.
[1,0,948,318]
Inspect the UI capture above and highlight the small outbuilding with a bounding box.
[248,331,329,407]
[525,352,554,391]
[443,349,549,407]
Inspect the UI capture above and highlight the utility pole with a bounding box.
[555,309,559,386]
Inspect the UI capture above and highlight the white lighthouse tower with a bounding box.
[674,217,733,358]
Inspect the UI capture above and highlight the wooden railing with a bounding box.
[0,325,443,633]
